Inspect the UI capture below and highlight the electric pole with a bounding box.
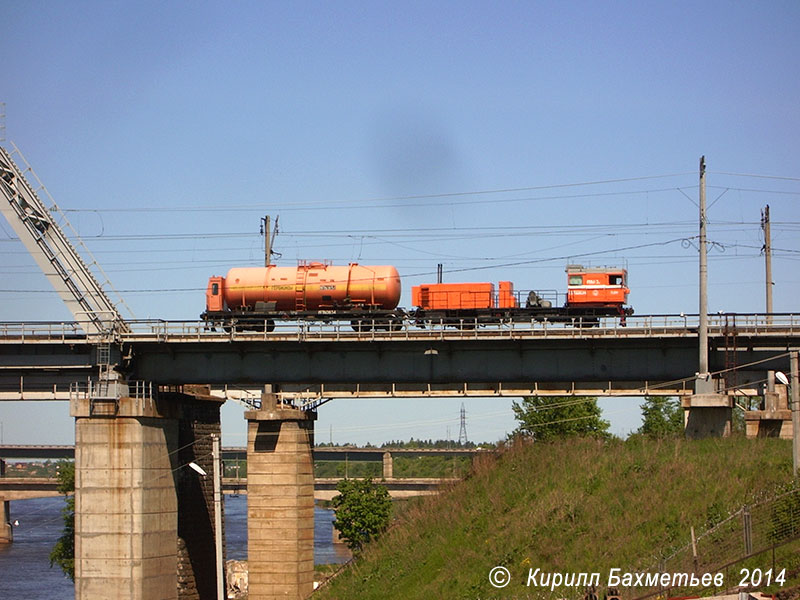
[763,205,775,393]
[262,216,272,267]
[212,434,224,600]
[697,156,713,393]
[790,351,799,477]
[261,215,279,267]
[762,205,773,323]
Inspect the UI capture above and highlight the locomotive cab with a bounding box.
[206,276,226,312]
[565,265,629,308]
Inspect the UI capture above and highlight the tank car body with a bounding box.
[203,262,402,329]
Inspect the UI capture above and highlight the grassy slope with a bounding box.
[316,436,797,600]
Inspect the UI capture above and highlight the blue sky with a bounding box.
[1,1,799,446]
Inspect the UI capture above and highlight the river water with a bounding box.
[0,495,350,599]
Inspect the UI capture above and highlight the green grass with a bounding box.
[315,436,798,600]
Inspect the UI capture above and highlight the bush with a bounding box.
[49,461,75,580]
[331,478,392,552]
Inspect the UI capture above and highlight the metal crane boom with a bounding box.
[0,143,131,335]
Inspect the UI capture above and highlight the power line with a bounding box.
[710,171,800,182]
[58,174,698,214]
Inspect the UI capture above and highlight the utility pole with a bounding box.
[262,216,272,267]
[763,205,775,393]
[762,205,774,322]
[697,156,713,393]
[212,434,224,600]
[791,351,799,477]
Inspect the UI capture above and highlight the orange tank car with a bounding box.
[565,265,629,307]
[206,262,401,313]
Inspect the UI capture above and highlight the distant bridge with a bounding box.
[0,445,480,500]
[0,475,456,501]
[0,444,487,461]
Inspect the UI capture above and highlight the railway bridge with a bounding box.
[1,314,798,599]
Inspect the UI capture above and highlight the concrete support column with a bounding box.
[382,451,393,479]
[72,396,179,600]
[0,458,10,543]
[0,492,11,544]
[0,458,9,543]
[682,394,733,439]
[0,457,10,543]
[246,397,316,600]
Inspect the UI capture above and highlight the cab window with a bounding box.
[568,275,583,286]
[212,283,219,295]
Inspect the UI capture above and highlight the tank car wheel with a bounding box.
[351,319,372,332]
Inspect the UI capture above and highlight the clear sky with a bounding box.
[1,1,799,447]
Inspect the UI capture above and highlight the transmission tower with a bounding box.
[458,403,468,445]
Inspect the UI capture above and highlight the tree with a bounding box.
[331,478,392,552]
[50,460,75,580]
[637,397,684,438]
[511,395,610,441]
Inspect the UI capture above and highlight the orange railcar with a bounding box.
[412,281,517,311]
[206,262,401,313]
[409,266,630,327]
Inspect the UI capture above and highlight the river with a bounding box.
[0,495,350,599]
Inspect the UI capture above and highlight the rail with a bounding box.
[0,313,798,344]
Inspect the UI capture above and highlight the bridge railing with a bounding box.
[0,320,84,341]
[1,313,799,343]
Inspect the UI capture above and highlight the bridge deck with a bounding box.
[0,313,797,344]
[0,314,795,399]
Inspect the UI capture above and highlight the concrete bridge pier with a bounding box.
[246,391,316,600]
[0,458,10,544]
[71,390,225,600]
[382,451,393,479]
[0,499,10,543]
[72,395,179,600]
[682,394,733,438]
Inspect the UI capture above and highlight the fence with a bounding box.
[632,484,800,599]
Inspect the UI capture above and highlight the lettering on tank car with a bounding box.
[320,285,336,290]
[267,285,294,291]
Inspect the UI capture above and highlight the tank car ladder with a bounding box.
[294,263,307,311]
